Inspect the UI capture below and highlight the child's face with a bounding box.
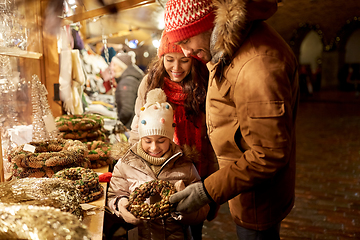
[141,136,171,157]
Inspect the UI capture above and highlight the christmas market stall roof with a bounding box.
[62,0,167,48]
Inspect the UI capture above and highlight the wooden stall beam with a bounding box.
[63,0,155,24]
[83,28,139,44]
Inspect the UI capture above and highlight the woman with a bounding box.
[129,31,219,240]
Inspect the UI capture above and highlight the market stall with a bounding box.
[0,0,140,239]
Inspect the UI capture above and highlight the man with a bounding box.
[165,0,299,239]
[114,52,144,131]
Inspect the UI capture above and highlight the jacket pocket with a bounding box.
[247,101,284,118]
[246,101,288,148]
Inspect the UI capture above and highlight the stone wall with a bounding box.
[266,0,360,89]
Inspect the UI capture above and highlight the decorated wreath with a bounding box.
[127,180,177,219]
[59,128,106,141]
[55,114,104,132]
[52,167,103,203]
[55,114,108,142]
[86,141,113,169]
[8,139,90,179]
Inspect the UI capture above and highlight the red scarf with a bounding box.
[163,77,203,174]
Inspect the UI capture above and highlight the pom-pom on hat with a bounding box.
[138,88,175,140]
[164,0,215,43]
[157,31,183,58]
[116,52,135,66]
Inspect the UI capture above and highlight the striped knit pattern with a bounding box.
[164,0,215,43]
[157,31,183,57]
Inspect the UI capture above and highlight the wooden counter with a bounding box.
[82,165,109,240]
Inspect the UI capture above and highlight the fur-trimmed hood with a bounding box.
[210,0,278,64]
[178,144,200,164]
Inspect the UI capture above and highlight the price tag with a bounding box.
[23,144,36,153]
[80,204,97,211]
[42,84,48,95]
[43,114,57,132]
[86,211,96,216]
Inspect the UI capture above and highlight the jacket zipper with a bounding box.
[157,151,182,177]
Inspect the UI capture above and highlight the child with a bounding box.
[107,88,210,240]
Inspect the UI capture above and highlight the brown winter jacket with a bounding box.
[203,0,299,230]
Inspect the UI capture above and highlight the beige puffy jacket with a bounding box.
[108,143,209,239]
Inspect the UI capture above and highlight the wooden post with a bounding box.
[0,134,4,182]
[40,0,62,118]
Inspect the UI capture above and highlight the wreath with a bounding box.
[8,139,90,178]
[127,180,176,219]
[55,114,104,132]
[52,167,103,203]
[86,141,113,169]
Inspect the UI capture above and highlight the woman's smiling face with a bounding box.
[163,52,192,83]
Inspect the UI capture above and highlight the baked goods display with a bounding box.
[127,180,177,219]
[8,139,90,179]
[55,114,108,142]
[86,140,113,169]
[52,167,103,203]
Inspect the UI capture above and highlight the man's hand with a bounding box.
[116,198,140,225]
[169,182,211,213]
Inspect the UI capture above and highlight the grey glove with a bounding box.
[169,182,211,213]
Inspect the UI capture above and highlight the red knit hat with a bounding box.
[164,0,215,43]
[157,31,183,57]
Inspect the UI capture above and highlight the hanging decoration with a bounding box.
[0,0,28,50]
[101,27,115,98]
[290,16,360,53]
[329,16,360,52]
[0,55,19,127]
[289,22,325,54]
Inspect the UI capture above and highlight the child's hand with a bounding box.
[174,180,185,192]
[116,198,140,225]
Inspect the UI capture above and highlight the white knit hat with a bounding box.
[138,88,175,140]
[116,51,136,66]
